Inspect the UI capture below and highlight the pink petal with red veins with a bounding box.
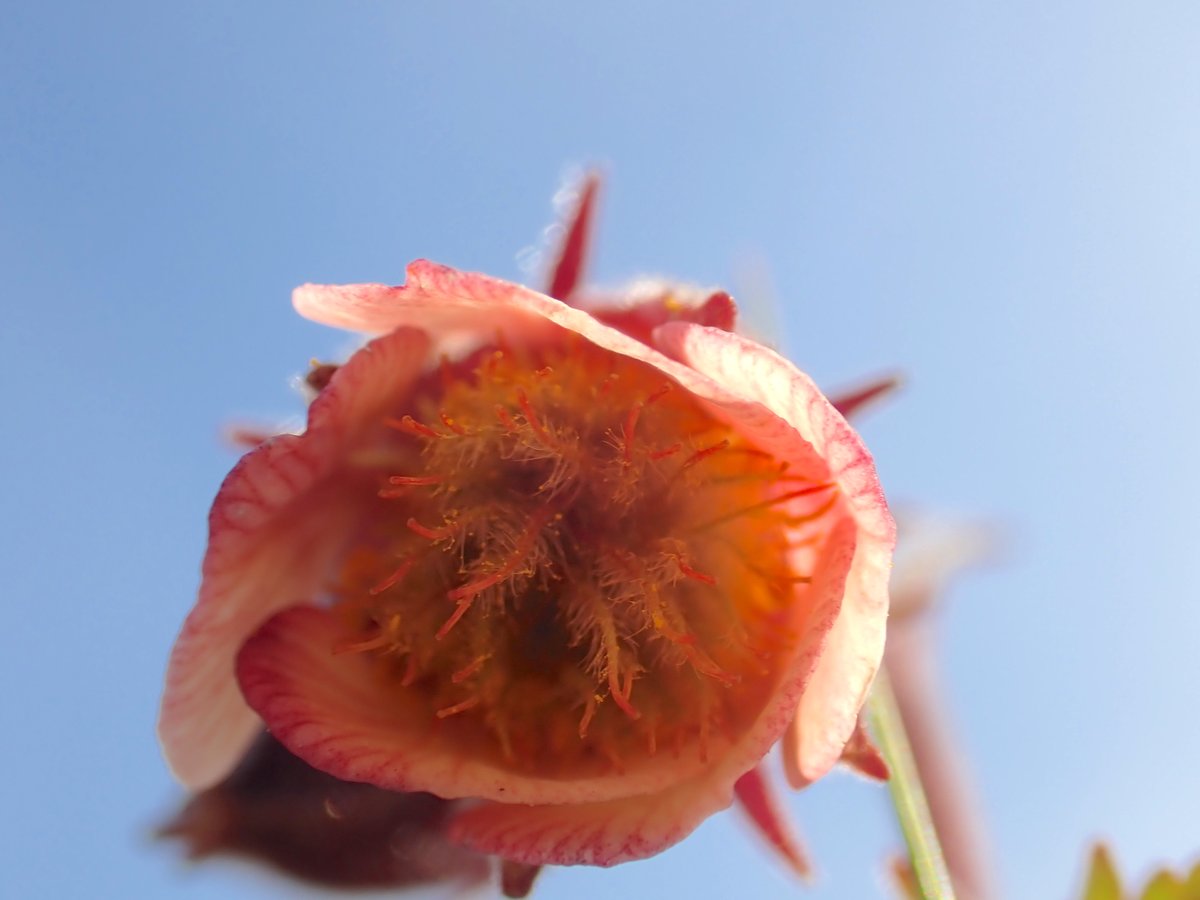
[447,767,732,868]
[237,606,717,806]
[294,262,736,352]
[733,764,812,878]
[158,327,431,789]
[545,171,600,303]
[650,322,895,787]
[291,268,546,345]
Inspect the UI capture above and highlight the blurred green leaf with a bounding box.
[1079,844,1200,900]
[1185,863,1200,896]
[1081,845,1122,900]
[1141,871,1184,900]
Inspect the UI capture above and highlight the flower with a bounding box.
[158,733,489,891]
[158,174,894,876]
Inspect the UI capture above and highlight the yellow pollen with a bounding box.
[330,338,839,775]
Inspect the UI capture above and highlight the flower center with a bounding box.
[333,337,836,774]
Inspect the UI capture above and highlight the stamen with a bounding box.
[451,654,491,683]
[578,694,598,738]
[435,600,474,640]
[677,559,717,586]
[744,561,813,585]
[385,415,441,439]
[622,384,673,463]
[591,597,640,720]
[495,405,518,432]
[684,647,738,686]
[690,483,837,532]
[400,655,419,687]
[407,517,456,541]
[621,406,641,464]
[368,559,414,595]
[681,439,731,470]
[610,666,639,720]
[516,389,552,443]
[387,474,444,486]
[645,383,673,405]
[782,493,840,526]
[332,631,392,656]
[649,443,683,460]
[447,508,551,601]
[436,697,480,718]
[439,410,467,435]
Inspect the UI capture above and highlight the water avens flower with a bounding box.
[158,734,488,891]
[159,176,894,874]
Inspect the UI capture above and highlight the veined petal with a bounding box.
[650,321,895,785]
[293,273,552,343]
[158,327,431,789]
[447,764,732,868]
[294,262,735,352]
[236,607,715,806]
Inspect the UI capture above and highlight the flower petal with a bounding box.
[294,262,736,354]
[447,767,732,867]
[158,327,431,789]
[650,321,895,786]
[293,271,552,342]
[733,764,812,878]
[236,606,714,806]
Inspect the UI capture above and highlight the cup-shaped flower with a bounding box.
[159,208,893,872]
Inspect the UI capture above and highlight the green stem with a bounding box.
[866,667,957,900]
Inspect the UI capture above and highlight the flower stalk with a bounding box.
[866,667,956,900]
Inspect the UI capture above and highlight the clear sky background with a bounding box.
[3,3,1198,898]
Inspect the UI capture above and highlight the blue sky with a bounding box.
[3,3,1198,898]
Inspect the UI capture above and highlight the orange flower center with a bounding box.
[333,338,836,774]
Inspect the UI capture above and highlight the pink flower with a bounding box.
[158,175,894,875]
